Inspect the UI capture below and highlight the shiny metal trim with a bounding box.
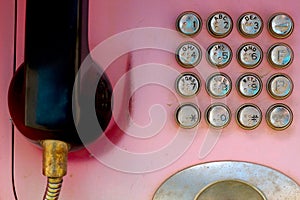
[153,161,300,200]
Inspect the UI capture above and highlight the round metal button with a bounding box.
[207,42,232,68]
[268,13,294,38]
[196,180,266,200]
[206,72,232,98]
[175,103,201,129]
[236,104,262,130]
[205,103,231,129]
[267,43,293,69]
[267,73,293,99]
[176,11,202,36]
[237,73,262,98]
[266,104,293,130]
[207,12,233,38]
[176,42,201,68]
[175,73,201,97]
[237,43,263,69]
[238,12,263,38]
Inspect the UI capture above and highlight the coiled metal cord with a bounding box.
[43,177,63,200]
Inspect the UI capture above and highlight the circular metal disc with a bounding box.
[153,161,300,200]
[195,179,266,200]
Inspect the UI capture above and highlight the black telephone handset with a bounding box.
[8,0,112,199]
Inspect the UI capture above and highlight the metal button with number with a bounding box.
[205,103,231,129]
[176,11,202,36]
[176,42,201,68]
[238,12,263,38]
[207,42,232,68]
[206,73,232,98]
[236,104,262,130]
[267,43,293,69]
[267,73,293,99]
[268,13,294,38]
[266,104,293,130]
[175,73,200,97]
[207,12,233,38]
[237,73,262,98]
[237,43,262,68]
[175,103,201,129]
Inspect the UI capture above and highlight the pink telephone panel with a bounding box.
[1,0,300,199]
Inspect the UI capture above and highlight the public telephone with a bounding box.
[1,0,300,199]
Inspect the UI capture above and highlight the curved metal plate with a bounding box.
[153,161,300,200]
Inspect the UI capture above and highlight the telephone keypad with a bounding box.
[174,11,294,130]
